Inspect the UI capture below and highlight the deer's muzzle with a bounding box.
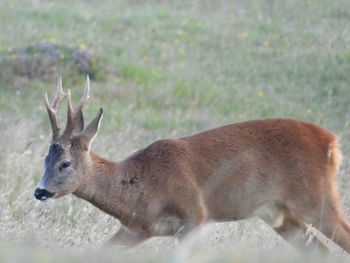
[34,188,55,201]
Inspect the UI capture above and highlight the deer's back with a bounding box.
[126,118,339,221]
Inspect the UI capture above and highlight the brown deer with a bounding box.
[35,77,350,254]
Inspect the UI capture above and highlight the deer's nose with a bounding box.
[34,188,55,201]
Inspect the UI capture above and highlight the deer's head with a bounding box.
[34,77,103,201]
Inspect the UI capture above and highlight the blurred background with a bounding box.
[0,0,350,261]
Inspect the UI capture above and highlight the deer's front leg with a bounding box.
[105,226,149,248]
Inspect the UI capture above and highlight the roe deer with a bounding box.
[35,77,350,254]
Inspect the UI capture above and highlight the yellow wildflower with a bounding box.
[177,30,184,37]
[178,48,185,55]
[79,43,87,50]
[263,40,270,48]
[49,37,57,43]
[238,31,249,39]
[143,55,150,62]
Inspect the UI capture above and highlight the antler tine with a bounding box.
[45,76,68,142]
[52,76,67,110]
[45,92,50,109]
[60,89,75,144]
[66,89,74,115]
[76,75,90,112]
[61,76,91,144]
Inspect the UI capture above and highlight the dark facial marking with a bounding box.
[45,144,65,172]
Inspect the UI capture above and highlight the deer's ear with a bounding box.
[80,108,103,151]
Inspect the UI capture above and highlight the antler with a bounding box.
[45,77,67,142]
[60,75,90,144]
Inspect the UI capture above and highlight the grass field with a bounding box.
[1,0,350,261]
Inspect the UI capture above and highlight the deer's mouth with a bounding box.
[34,188,55,201]
[52,191,69,199]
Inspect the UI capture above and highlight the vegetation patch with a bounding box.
[0,43,104,82]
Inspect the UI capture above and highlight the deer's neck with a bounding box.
[73,152,131,223]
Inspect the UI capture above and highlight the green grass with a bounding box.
[1,0,350,261]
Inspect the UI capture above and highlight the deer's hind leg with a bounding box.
[317,214,350,254]
[299,196,350,254]
[308,137,350,253]
[290,169,350,252]
[259,204,329,254]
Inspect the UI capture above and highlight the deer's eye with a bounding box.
[59,161,71,171]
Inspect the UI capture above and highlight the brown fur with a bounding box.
[37,81,350,253]
[72,119,350,253]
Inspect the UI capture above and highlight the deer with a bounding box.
[34,77,350,254]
